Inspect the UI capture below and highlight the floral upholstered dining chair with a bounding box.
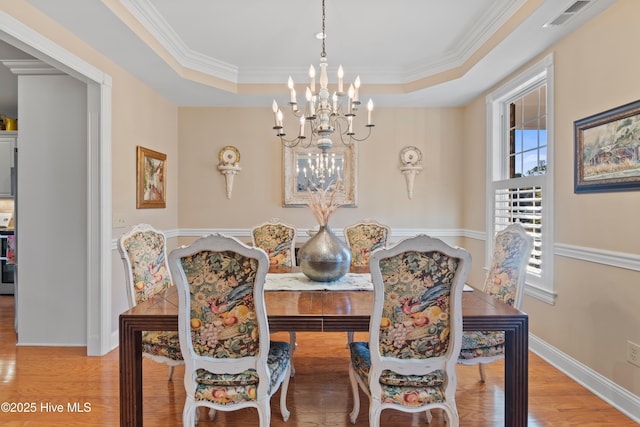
[344,220,391,268]
[118,223,183,380]
[251,219,297,267]
[458,222,534,382]
[167,233,292,426]
[251,219,298,375]
[343,220,391,344]
[348,234,471,427]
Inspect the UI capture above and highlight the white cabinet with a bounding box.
[0,131,17,197]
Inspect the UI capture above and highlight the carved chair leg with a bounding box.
[289,331,296,377]
[425,409,433,424]
[167,366,174,381]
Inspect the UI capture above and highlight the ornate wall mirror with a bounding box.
[283,144,357,207]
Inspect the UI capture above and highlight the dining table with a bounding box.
[119,266,528,427]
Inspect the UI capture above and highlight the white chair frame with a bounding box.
[168,233,291,426]
[251,219,298,375]
[343,219,391,344]
[117,223,183,380]
[458,222,534,381]
[348,234,471,427]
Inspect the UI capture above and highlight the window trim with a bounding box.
[485,53,556,304]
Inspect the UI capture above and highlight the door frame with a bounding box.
[0,11,112,355]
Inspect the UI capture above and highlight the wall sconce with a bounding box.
[217,146,241,199]
[399,146,423,199]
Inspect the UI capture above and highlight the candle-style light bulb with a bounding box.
[347,84,355,114]
[299,116,305,137]
[272,100,279,126]
[277,109,283,127]
[367,98,374,125]
[309,65,316,93]
[305,87,314,117]
[288,76,296,104]
[337,65,344,93]
[353,76,361,103]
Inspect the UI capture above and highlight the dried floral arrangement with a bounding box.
[307,179,343,226]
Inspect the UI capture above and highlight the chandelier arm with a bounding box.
[277,135,310,149]
[344,125,374,143]
[331,118,374,145]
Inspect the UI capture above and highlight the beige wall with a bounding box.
[462,0,640,395]
[460,96,489,287]
[177,106,465,233]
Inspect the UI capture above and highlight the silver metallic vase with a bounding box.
[298,225,352,282]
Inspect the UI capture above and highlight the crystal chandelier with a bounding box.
[271,0,374,185]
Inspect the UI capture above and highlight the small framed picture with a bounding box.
[574,100,640,193]
[136,146,166,208]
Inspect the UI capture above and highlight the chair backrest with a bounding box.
[344,220,391,267]
[483,222,534,309]
[118,223,173,307]
[168,233,272,400]
[367,234,471,402]
[251,219,297,267]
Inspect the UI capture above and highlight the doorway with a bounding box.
[0,11,112,355]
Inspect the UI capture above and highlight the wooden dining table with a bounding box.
[119,267,528,426]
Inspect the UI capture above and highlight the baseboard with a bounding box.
[110,329,119,353]
[530,334,640,423]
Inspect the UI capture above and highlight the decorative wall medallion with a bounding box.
[399,146,423,200]
[217,146,242,199]
[400,146,422,166]
[219,145,240,166]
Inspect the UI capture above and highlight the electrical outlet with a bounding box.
[627,341,640,368]
[113,215,127,228]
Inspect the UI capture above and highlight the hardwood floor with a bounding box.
[0,294,635,426]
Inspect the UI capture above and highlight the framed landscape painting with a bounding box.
[136,146,166,208]
[574,99,640,193]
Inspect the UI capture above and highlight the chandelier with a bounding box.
[271,0,374,185]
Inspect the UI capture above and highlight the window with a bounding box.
[486,54,555,304]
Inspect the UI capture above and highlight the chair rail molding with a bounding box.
[555,243,640,272]
[112,231,640,276]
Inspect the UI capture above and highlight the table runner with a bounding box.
[265,272,474,292]
[265,272,373,291]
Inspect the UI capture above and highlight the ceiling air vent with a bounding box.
[543,0,591,27]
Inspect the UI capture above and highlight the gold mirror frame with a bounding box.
[283,143,357,207]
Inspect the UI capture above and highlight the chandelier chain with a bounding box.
[321,0,326,58]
